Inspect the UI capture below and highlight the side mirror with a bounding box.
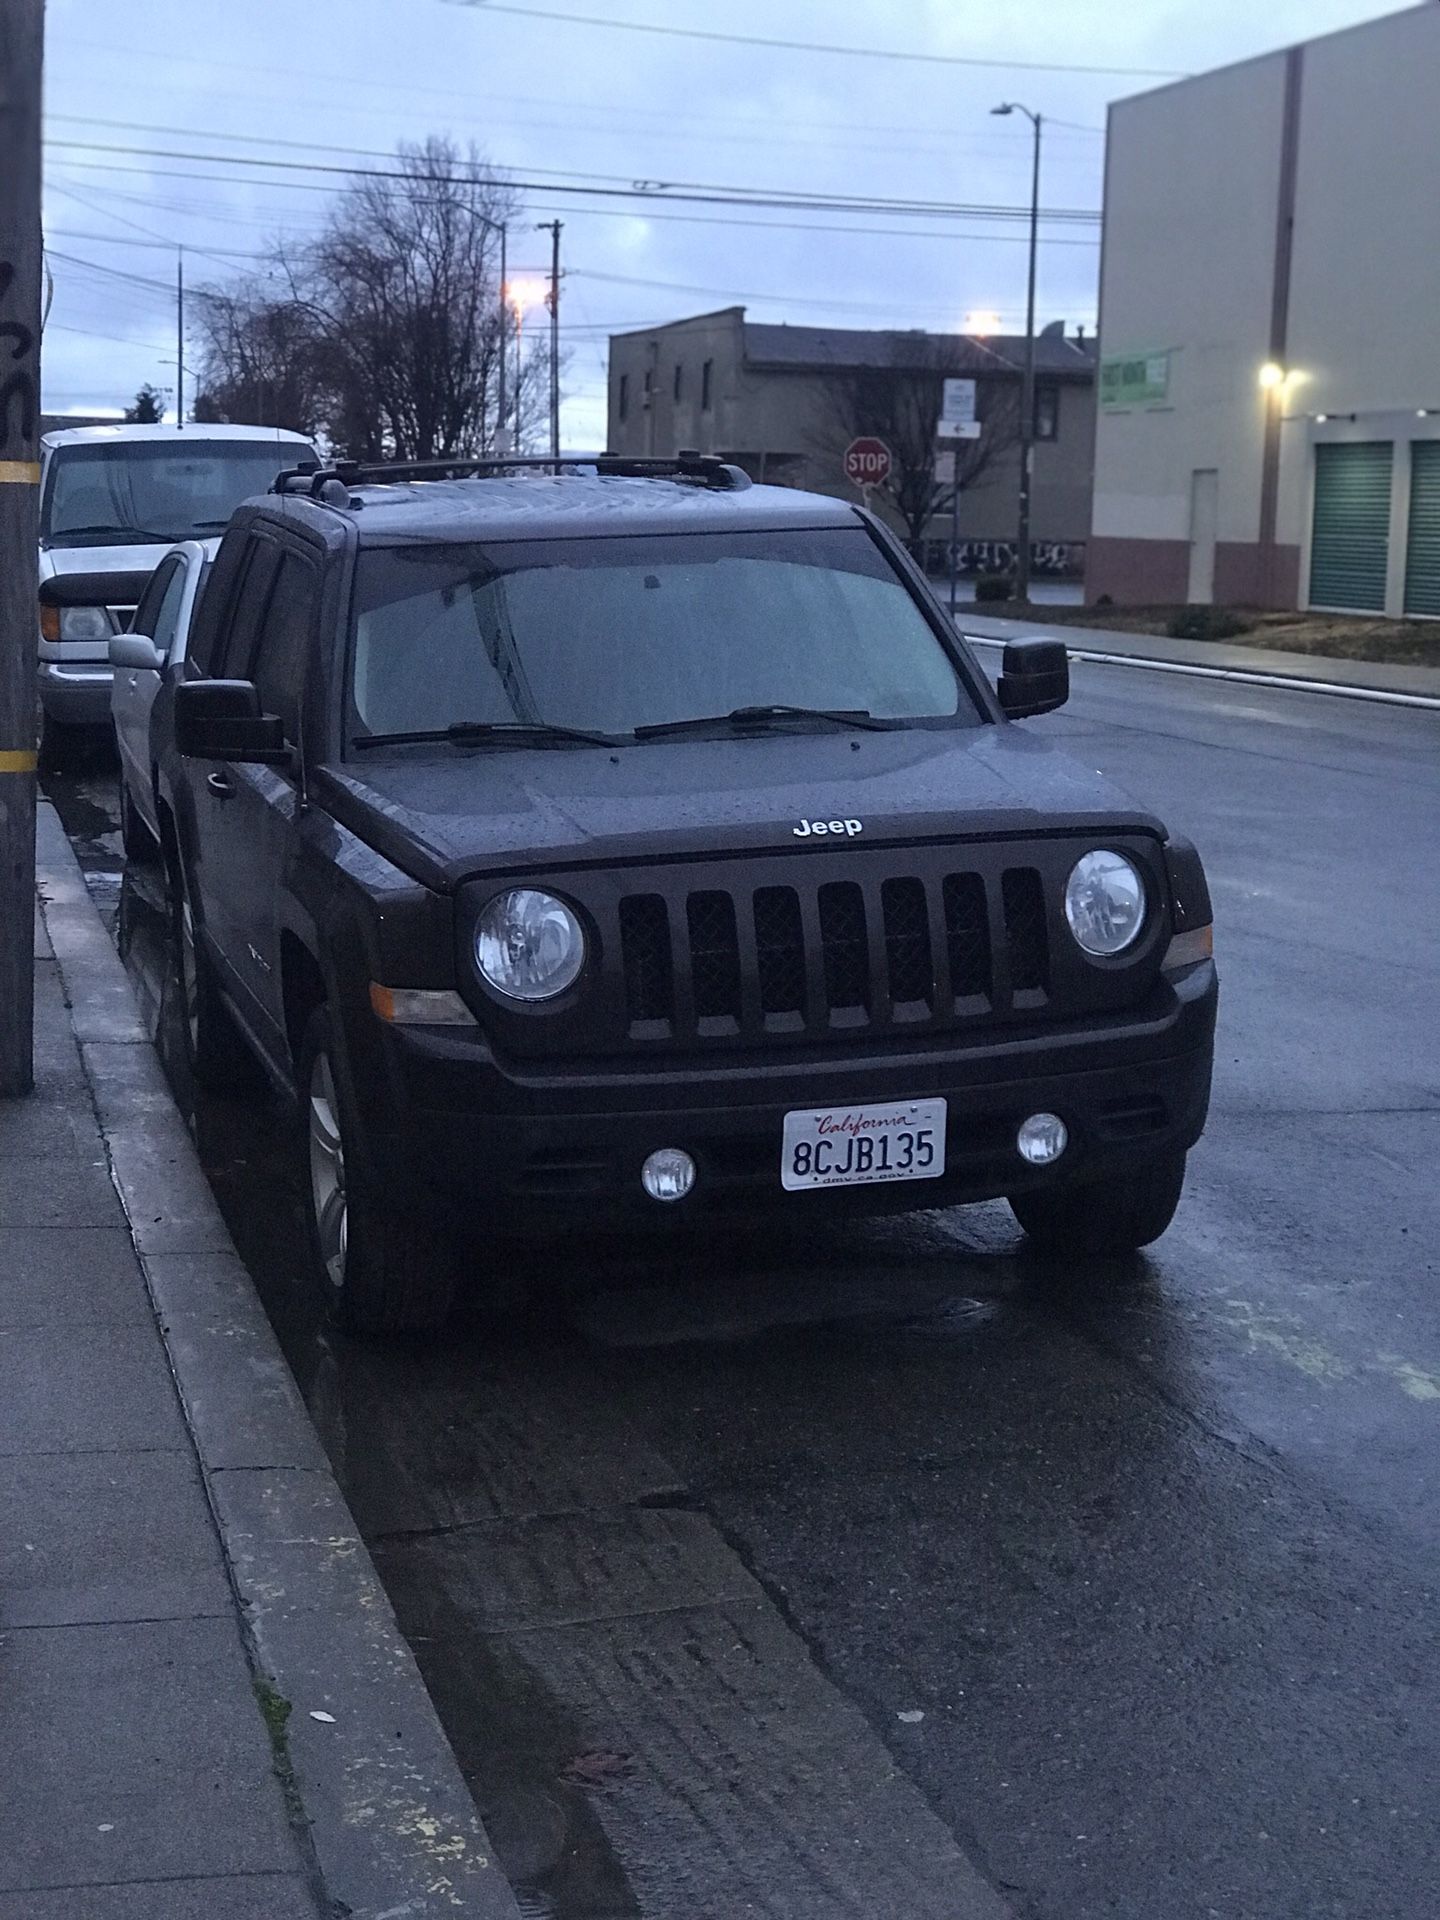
[997,637,1069,719]
[109,633,164,673]
[175,679,287,763]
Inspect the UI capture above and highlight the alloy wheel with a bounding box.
[308,1051,348,1294]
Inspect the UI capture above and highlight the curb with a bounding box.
[34,803,522,1920]
[960,632,1440,711]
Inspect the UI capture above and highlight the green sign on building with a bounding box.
[1100,350,1172,409]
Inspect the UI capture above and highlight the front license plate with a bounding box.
[781,1097,947,1192]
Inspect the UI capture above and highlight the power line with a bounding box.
[45,178,246,270]
[570,267,1060,323]
[43,225,271,259]
[51,51,1105,146]
[44,137,1102,225]
[47,161,1101,246]
[441,1,1184,79]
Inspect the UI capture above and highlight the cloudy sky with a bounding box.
[43,0,1400,443]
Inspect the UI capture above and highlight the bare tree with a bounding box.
[192,277,328,436]
[287,137,516,460]
[811,346,1020,554]
[196,138,520,460]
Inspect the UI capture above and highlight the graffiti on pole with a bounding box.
[0,260,38,450]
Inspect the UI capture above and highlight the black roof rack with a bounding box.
[271,452,752,501]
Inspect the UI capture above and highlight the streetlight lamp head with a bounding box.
[991,102,1014,116]
[1258,361,1286,390]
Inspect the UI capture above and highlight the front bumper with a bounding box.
[38,660,114,727]
[346,961,1218,1226]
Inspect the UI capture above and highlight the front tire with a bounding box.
[298,1006,458,1334]
[1008,1149,1188,1257]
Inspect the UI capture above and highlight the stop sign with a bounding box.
[843,436,892,488]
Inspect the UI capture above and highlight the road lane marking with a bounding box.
[1223,1300,1440,1404]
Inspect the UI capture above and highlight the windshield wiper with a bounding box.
[634,703,899,740]
[48,523,176,545]
[353,719,618,751]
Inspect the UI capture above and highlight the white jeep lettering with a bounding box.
[793,818,864,838]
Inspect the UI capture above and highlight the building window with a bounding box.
[618,374,628,422]
[1034,382,1059,441]
[643,367,653,403]
[673,362,684,402]
[702,359,713,412]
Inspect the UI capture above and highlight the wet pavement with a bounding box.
[44,664,1440,1920]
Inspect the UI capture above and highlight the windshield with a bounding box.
[42,440,316,548]
[348,527,978,744]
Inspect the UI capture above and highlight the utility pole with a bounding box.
[176,245,184,429]
[1018,111,1040,604]
[496,223,508,453]
[537,219,562,459]
[0,0,43,1097]
[991,101,1042,603]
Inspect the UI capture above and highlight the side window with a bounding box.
[148,562,189,662]
[131,555,179,639]
[251,551,320,742]
[215,537,282,680]
[187,527,250,677]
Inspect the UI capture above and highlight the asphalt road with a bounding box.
[44,660,1440,1920]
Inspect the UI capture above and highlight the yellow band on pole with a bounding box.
[0,461,41,485]
[0,751,38,773]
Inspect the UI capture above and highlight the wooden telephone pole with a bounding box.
[0,0,43,1097]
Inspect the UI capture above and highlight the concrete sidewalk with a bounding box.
[953,607,1440,704]
[0,808,520,1919]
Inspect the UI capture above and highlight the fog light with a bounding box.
[641,1148,696,1203]
[1016,1112,1068,1166]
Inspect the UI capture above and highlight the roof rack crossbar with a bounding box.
[269,453,752,498]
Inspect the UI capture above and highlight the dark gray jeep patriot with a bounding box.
[159,456,1217,1331]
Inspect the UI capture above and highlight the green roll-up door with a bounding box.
[1309,441,1392,611]
[1404,441,1440,616]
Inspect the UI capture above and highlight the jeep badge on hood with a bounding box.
[794,818,863,838]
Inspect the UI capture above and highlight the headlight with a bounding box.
[43,604,116,641]
[475,888,585,1001]
[1064,850,1147,956]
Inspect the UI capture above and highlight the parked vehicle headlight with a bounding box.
[475,888,585,1001]
[1064,850,1146,956]
[39,603,116,642]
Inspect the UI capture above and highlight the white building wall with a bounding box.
[1092,3,1440,611]
[1093,54,1284,556]
[1278,5,1440,554]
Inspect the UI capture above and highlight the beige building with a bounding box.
[607,309,1097,566]
[1091,4,1440,614]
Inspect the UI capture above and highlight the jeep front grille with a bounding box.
[616,863,1058,1045]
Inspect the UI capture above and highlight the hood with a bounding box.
[39,539,172,608]
[314,724,1164,892]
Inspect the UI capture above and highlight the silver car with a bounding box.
[109,540,214,860]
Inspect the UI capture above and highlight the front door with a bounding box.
[200,544,319,1057]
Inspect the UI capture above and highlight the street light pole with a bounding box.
[0,0,43,1096]
[496,222,508,453]
[993,102,1042,604]
[176,245,184,430]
